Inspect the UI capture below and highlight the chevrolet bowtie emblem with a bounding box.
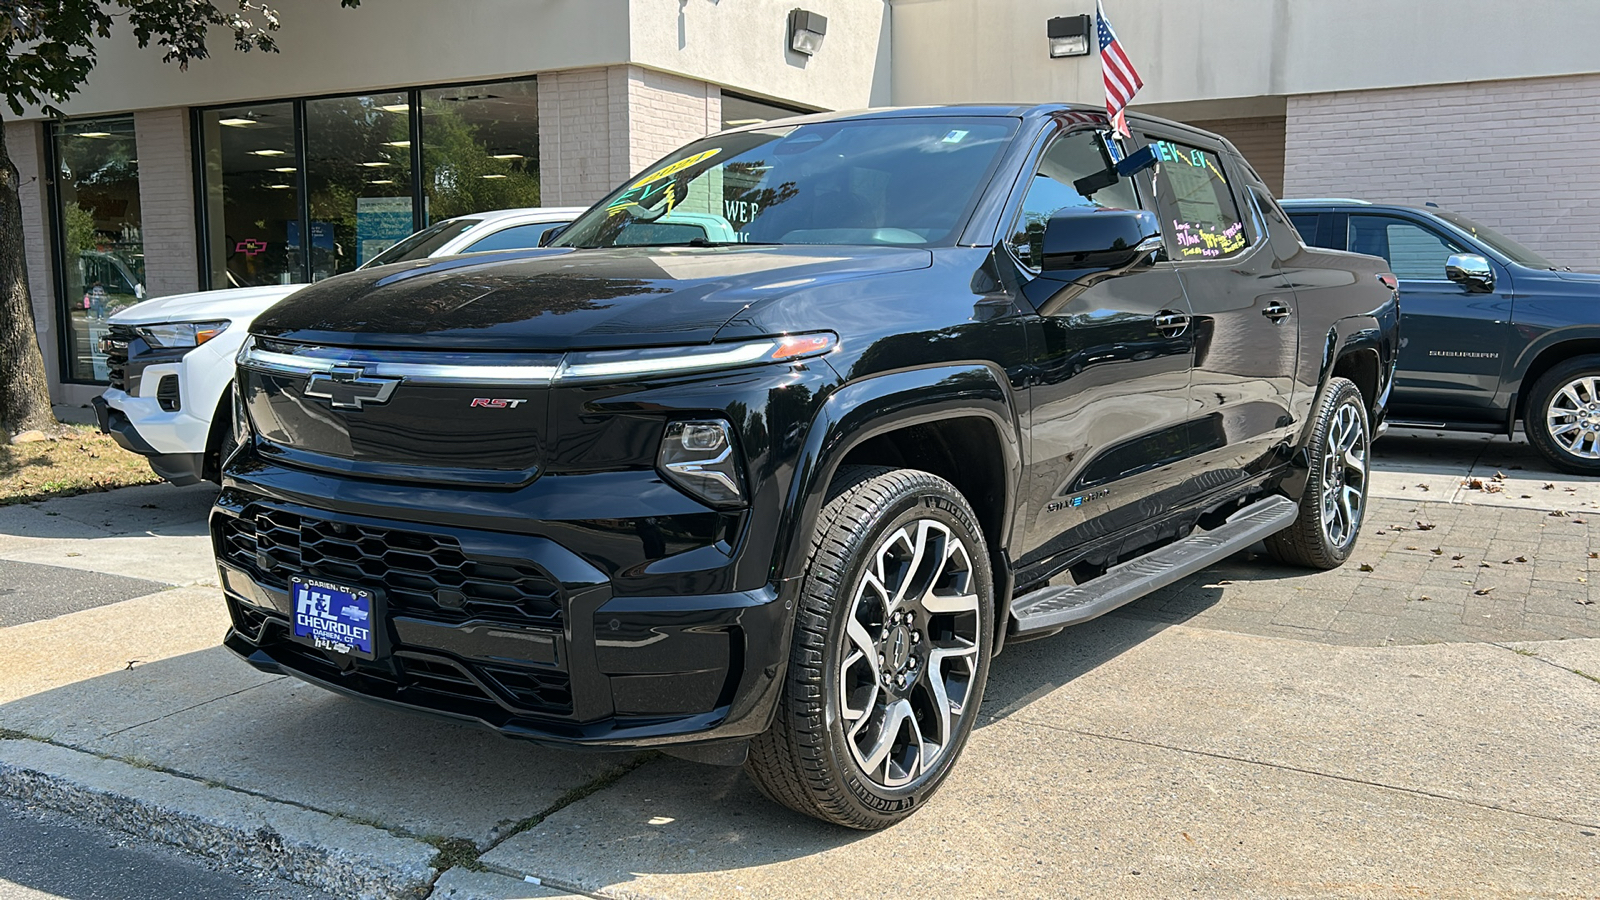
[304,367,401,410]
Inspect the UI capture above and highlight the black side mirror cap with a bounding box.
[1040,207,1163,272]
[539,224,569,247]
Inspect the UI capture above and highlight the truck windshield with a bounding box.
[1435,211,1556,269]
[363,218,481,267]
[555,117,1020,249]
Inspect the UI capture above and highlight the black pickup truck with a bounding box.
[1283,199,1600,474]
[213,105,1398,829]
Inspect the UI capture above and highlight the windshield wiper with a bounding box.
[686,237,783,247]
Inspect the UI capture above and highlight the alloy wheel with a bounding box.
[1320,399,1368,549]
[838,518,981,789]
[1544,375,1600,460]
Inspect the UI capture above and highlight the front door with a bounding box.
[1142,134,1298,482]
[1009,125,1197,583]
[1347,213,1512,421]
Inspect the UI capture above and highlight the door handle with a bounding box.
[1154,310,1190,338]
[1263,300,1291,323]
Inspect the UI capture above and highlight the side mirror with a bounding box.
[1040,207,1162,273]
[1445,253,1494,293]
[539,224,569,247]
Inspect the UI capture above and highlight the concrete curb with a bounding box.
[0,738,438,899]
[429,869,593,899]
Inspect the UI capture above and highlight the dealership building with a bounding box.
[11,0,1600,405]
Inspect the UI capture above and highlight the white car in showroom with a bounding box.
[94,207,583,485]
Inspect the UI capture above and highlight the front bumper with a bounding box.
[94,396,206,486]
[212,488,796,749]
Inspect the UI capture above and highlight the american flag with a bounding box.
[1097,1,1143,137]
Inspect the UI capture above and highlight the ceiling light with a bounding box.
[218,117,257,127]
[378,103,410,113]
[249,149,287,157]
[787,9,828,56]
[384,140,411,148]
[1047,15,1092,58]
[367,179,396,185]
[267,183,294,190]
[78,131,111,138]
[360,161,391,167]
[489,152,524,160]
[270,167,297,173]
[481,174,508,179]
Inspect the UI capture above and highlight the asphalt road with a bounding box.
[0,797,332,900]
[0,561,164,628]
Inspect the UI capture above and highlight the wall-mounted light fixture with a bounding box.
[1047,15,1092,58]
[788,9,828,56]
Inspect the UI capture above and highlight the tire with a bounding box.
[1524,355,1600,476]
[745,465,994,829]
[1265,377,1370,569]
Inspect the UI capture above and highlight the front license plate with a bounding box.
[291,576,376,659]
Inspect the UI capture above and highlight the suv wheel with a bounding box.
[1525,356,1600,476]
[745,465,993,829]
[1266,377,1369,569]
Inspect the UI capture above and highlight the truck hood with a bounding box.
[251,246,934,350]
[109,284,306,326]
[1553,269,1600,285]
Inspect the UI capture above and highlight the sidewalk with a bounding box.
[1,433,1597,899]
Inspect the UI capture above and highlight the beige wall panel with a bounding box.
[1283,74,1600,271]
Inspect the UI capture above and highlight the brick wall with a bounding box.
[537,65,720,207]
[133,109,200,299]
[4,120,64,399]
[1285,74,1600,270]
[1190,115,1286,196]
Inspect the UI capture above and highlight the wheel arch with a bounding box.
[774,364,1023,591]
[1512,333,1600,423]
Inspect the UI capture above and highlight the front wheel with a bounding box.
[1266,377,1370,569]
[1524,356,1600,476]
[745,466,994,829]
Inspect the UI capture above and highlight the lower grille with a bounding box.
[102,325,133,392]
[219,506,563,628]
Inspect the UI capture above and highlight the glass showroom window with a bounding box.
[198,78,545,288]
[306,92,416,276]
[198,102,301,288]
[721,93,808,131]
[420,79,539,224]
[51,117,144,383]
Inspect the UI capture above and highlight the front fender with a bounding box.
[769,363,1023,584]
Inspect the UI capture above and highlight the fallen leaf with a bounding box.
[1417,483,1431,491]
[1493,471,1507,481]
[1516,556,1528,563]
[1453,563,1464,568]
[1452,553,1465,560]
[1575,519,1588,525]
[1406,545,1419,551]
[1358,563,1375,572]
[1416,521,1436,531]
[1589,552,1598,559]
[1483,483,1504,493]
[1544,483,1556,490]
[1474,587,1495,595]
[1479,562,1493,568]
[1521,494,1533,499]
[1430,548,1443,555]
[1579,599,1596,606]
[1414,595,1432,602]
[125,660,142,670]
[1550,510,1569,518]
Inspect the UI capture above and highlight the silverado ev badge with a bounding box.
[303,366,400,410]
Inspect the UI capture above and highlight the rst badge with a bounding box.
[304,366,400,410]
[470,398,528,408]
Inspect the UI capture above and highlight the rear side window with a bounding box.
[1008,129,1141,269]
[1348,215,1465,280]
[1147,138,1248,260]
[463,222,569,254]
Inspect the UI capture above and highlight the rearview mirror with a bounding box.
[539,224,569,247]
[1040,207,1162,273]
[1445,253,1494,293]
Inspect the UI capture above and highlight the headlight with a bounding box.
[136,320,229,350]
[658,419,745,507]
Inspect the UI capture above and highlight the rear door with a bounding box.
[1346,213,1512,419]
[1141,133,1298,483]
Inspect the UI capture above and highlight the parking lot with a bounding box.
[1,430,1597,899]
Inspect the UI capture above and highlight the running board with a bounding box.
[1009,495,1298,635]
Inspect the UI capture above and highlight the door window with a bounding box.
[1348,216,1465,280]
[1287,213,1326,247]
[1146,138,1248,261]
[463,222,569,253]
[1007,129,1140,269]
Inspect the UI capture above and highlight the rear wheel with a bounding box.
[745,466,993,829]
[1525,356,1600,476]
[1266,377,1369,569]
